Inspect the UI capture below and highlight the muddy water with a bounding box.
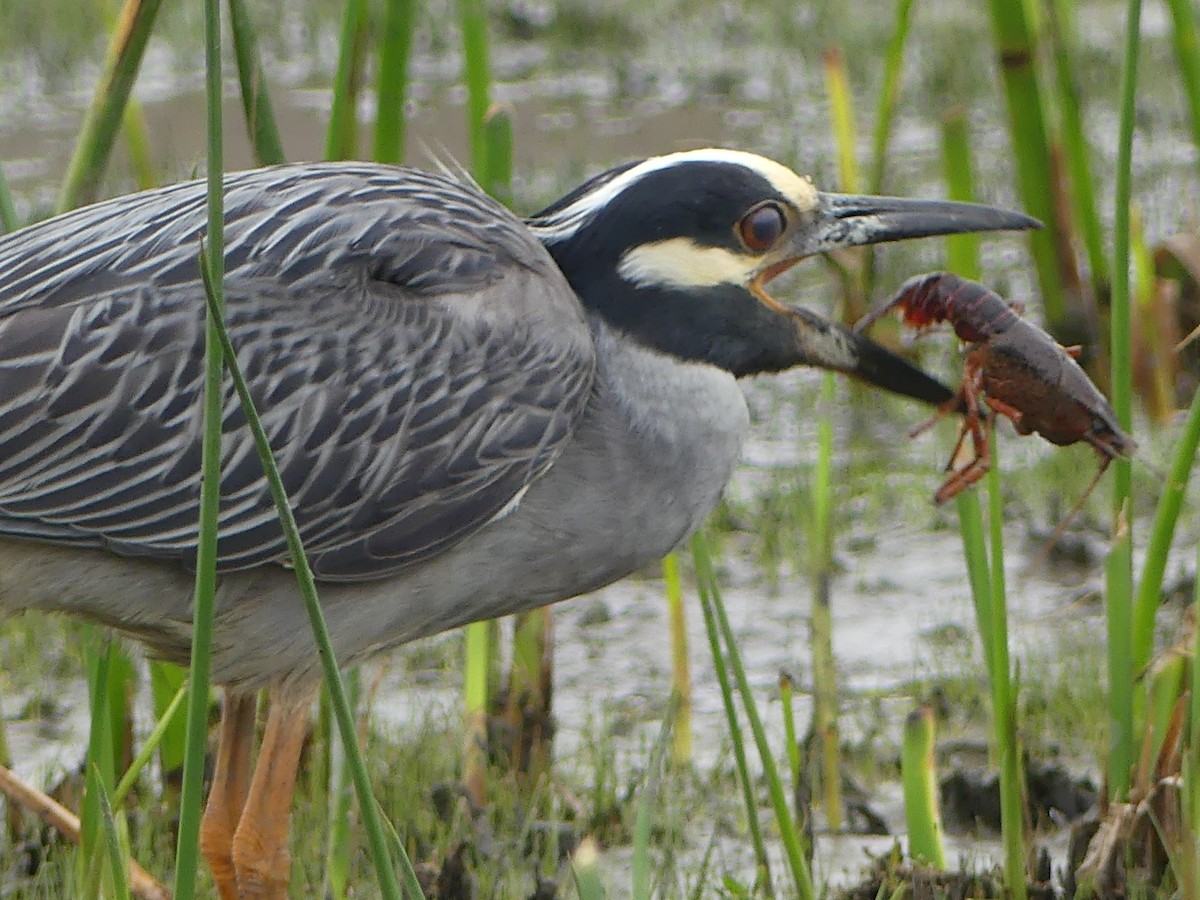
[0,4,1196,891]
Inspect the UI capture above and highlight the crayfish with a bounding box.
[855,272,1136,507]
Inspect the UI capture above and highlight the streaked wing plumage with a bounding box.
[0,163,595,580]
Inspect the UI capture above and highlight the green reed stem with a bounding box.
[779,671,801,798]
[57,0,164,212]
[374,0,417,164]
[1164,0,1200,169]
[93,762,132,900]
[1105,0,1141,802]
[985,444,1026,900]
[326,0,368,161]
[693,533,814,900]
[941,108,997,675]
[663,552,693,765]
[1046,0,1110,295]
[984,0,1070,332]
[901,704,946,869]
[691,536,772,895]
[461,92,511,813]
[941,110,1026,892]
[632,696,676,900]
[810,372,842,831]
[1132,387,1200,673]
[121,103,156,191]
[147,661,188,793]
[0,165,16,233]
[1190,541,1200,889]
[173,0,225,891]
[462,620,490,806]
[814,45,860,833]
[112,681,188,809]
[824,48,859,193]
[460,0,491,180]
[228,0,286,166]
[940,110,982,278]
[201,262,408,900]
[483,105,514,204]
[80,637,117,898]
[323,667,361,900]
[868,0,914,196]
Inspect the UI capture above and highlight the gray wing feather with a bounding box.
[0,163,595,581]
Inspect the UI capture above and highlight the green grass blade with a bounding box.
[985,450,1026,900]
[824,47,859,194]
[462,99,513,810]
[1190,539,1200,890]
[693,533,814,900]
[378,797,433,897]
[80,635,116,897]
[0,163,17,233]
[1132,388,1200,672]
[779,672,801,804]
[460,0,491,179]
[483,104,513,203]
[120,102,156,191]
[374,0,417,164]
[56,0,165,212]
[113,680,188,810]
[810,372,842,830]
[940,110,982,279]
[326,0,368,161]
[228,0,287,166]
[691,540,773,894]
[1165,0,1200,166]
[632,697,676,900]
[173,0,225,893]
[984,0,1071,331]
[147,661,188,793]
[941,109,997,677]
[199,257,409,899]
[1104,0,1142,803]
[462,620,490,807]
[92,763,132,900]
[1045,0,1110,294]
[323,667,361,899]
[868,0,915,196]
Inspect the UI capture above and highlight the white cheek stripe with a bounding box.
[617,237,756,289]
[530,148,818,242]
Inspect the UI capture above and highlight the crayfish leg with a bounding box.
[908,392,961,440]
[934,357,992,504]
[985,395,1027,432]
[1037,455,1114,559]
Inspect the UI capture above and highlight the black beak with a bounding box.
[785,305,956,405]
[791,193,1041,258]
[777,193,1039,404]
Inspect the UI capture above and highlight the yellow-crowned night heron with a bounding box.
[0,149,1036,896]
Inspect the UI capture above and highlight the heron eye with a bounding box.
[737,203,786,252]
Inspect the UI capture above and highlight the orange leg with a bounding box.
[935,359,993,503]
[200,690,257,900]
[231,687,312,899]
[908,391,961,440]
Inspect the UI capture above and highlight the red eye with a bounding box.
[737,203,786,252]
